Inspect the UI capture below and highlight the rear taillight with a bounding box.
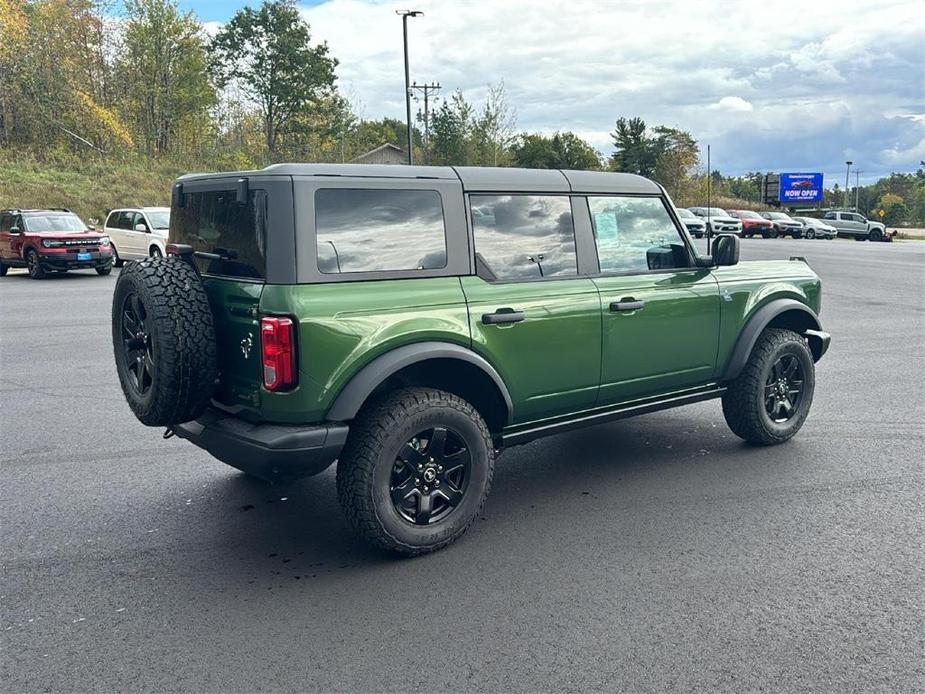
[260,317,296,391]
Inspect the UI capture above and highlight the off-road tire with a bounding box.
[337,387,494,556]
[722,328,815,445]
[112,256,217,426]
[96,264,112,276]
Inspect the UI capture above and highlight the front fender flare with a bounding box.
[721,299,823,381]
[325,341,513,424]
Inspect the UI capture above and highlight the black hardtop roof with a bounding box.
[176,163,662,195]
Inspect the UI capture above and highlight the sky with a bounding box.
[178,0,924,183]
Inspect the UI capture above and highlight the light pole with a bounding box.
[854,170,863,213]
[397,10,422,166]
[844,161,852,210]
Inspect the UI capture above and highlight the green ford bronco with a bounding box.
[112,164,830,555]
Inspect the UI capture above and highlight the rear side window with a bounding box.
[173,189,268,280]
[470,195,577,281]
[589,196,689,274]
[315,188,447,274]
[0,214,11,232]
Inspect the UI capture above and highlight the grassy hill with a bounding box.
[0,154,191,224]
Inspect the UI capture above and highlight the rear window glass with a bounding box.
[173,190,268,279]
[315,188,447,274]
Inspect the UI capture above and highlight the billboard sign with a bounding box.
[779,173,823,203]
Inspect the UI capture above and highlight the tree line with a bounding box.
[1,0,921,224]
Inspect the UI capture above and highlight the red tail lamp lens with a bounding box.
[260,317,296,391]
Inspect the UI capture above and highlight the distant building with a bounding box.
[352,143,406,165]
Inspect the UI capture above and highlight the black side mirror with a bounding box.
[713,234,740,266]
[10,226,21,234]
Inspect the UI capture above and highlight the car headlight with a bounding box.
[99,236,111,246]
[42,239,64,248]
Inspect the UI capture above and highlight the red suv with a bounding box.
[728,210,776,238]
[0,209,113,279]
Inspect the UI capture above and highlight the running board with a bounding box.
[501,385,726,447]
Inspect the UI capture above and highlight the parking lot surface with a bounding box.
[2,239,923,692]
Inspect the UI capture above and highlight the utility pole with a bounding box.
[411,81,441,157]
[397,10,422,165]
[844,160,853,210]
[854,170,863,213]
[706,144,712,254]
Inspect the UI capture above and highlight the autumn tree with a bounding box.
[116,0,215,156]
[210,0,338,156]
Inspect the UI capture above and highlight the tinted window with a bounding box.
[823,212,836,220]
[589,196,689,274]
[0,214,11,232]
[173,189,268,279]
[105,211,120,229]
[470,195,576,281]
[315,189,446,274]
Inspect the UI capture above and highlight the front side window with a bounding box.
[470,195,577,281]
[173,189,268,279]
[0,214,11,232]
[589,196,689,274]
[315,188,447,274]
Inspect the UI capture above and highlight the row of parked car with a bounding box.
[677,207,891,242]
[0,207,169,279]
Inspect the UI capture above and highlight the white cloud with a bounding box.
[712,97,754,113]
[283,0,925,179]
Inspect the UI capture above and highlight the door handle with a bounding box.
[482,308,525,325]
[610,299,645,313]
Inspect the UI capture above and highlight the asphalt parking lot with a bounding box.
[2,239,923,692]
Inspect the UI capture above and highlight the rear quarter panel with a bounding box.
[258,278,470,424]
[712,260,822,374]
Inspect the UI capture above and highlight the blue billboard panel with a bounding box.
[779,173,823,203]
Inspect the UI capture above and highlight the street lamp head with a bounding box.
[396,9,423,16]
[846,160,853,166]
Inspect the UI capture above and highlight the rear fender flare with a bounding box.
[722,299,822,381]
[326,341,513,424]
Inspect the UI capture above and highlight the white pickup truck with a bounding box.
[823,211,888,241]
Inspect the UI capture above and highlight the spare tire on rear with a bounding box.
[112,257,217,426]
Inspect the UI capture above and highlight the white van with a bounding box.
[104,207,169,264]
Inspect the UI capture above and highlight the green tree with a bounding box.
[429,90,474,165]
[875,192,908,225]
[512,132,602,170]
[210,0,337,155]
[116,0,215,156]
[651,126,698,198]
[608,117,656,176]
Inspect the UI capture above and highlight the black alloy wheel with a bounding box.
[26,249,46,279]
[390,426,471,525]
[120,292,154,396]
[763,354,804,423]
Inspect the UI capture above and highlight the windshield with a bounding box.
[23,214,87,233]
[146,210,170,229]
[706,208,729,216]
[676,208,695,218]
[769,213,793,221]
[736,211,762,219]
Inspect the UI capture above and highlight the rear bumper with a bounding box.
[174,407,349,482]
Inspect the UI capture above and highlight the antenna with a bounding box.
[706,144,711,254]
